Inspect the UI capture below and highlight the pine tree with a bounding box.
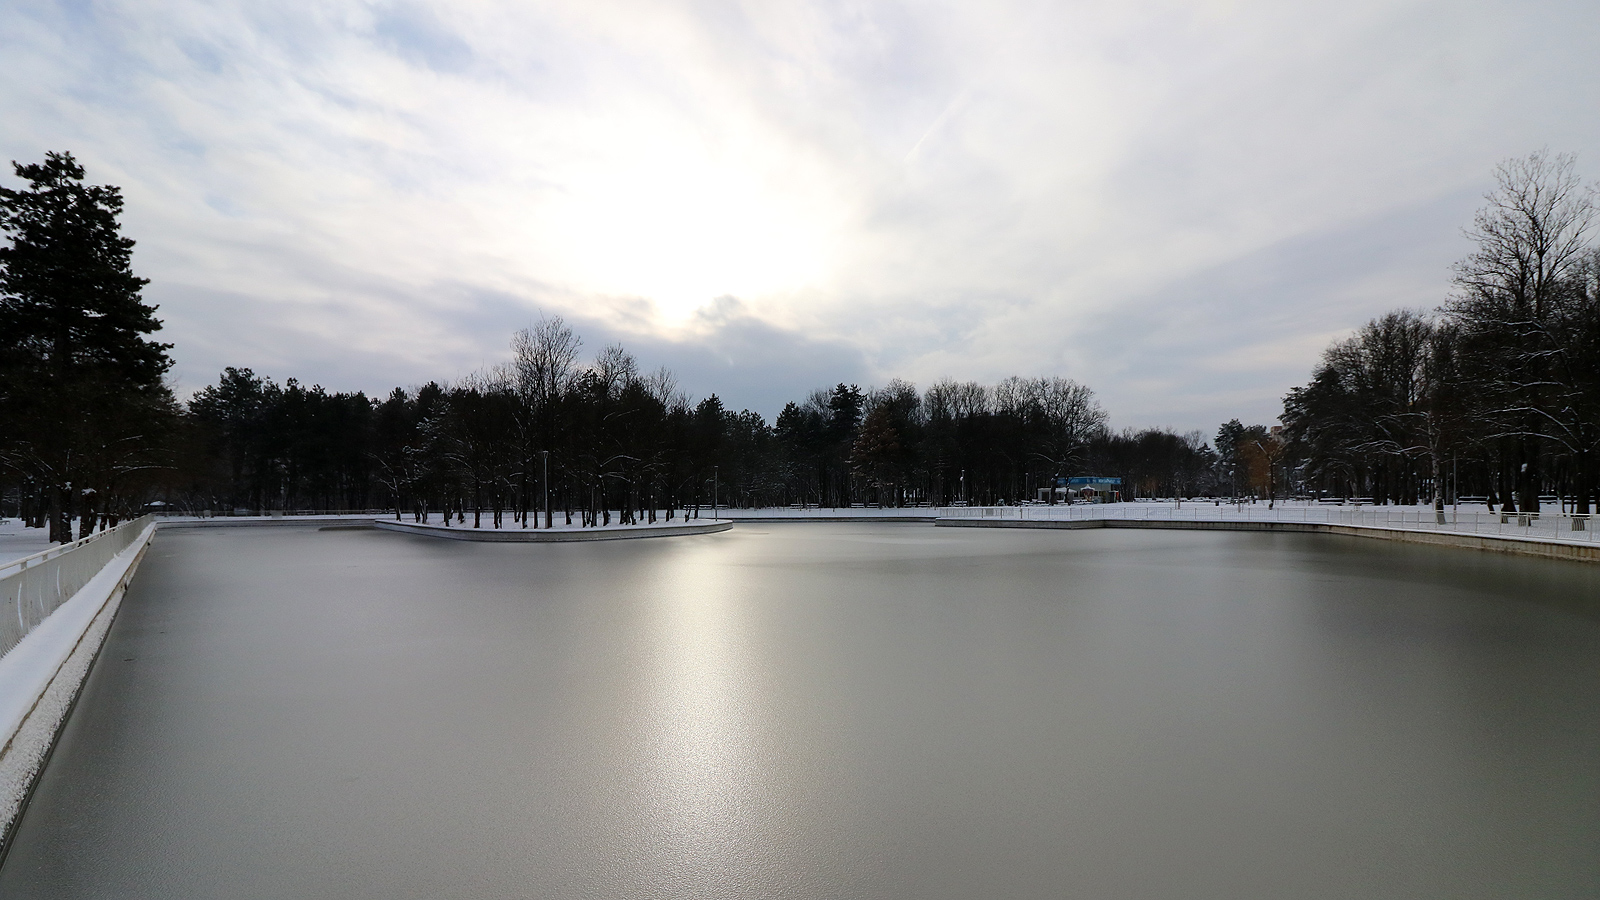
[0,151,174,541]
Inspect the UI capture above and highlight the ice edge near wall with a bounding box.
[0,524,157,863]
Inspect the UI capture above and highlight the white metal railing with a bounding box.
[936,504,1599,545]
[0,515,154,659]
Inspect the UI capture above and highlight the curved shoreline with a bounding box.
[374,519,732,542]
[935,516,1600,564]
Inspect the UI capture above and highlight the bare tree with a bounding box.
[1560,249,1600,513]
[511,314,581,408]
[1449,150,1598,513]
[642,366,689,412]
[1009,376,1107,502]
[1416,321,1471,520]
[510,315,581,526]
[592,344,638,399]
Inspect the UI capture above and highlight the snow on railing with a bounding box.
[0,515,154,659]
[935,503,1598,544]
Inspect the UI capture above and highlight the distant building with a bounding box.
[1036,476,1122,503]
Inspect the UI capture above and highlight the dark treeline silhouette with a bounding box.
[154,318,1240,526]
[1279,150,1600,515]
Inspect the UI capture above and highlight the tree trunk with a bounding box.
[1499,452,1517,513]
[1432,453,1447,523]
[1576,450,1593,515]
[1517,435,1540,513]
[48,484,68,544]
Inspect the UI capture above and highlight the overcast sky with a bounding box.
[4,0,1598,431]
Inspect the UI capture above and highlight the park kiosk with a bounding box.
[1036,476,1123,503]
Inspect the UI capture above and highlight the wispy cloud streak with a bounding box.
[2,0,1597,426]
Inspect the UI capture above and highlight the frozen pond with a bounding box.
[3,524,1598,898]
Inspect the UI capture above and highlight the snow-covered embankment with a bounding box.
[0,517,157,854]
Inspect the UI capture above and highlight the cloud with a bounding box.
[369,3,473,74]
[2,0,1598,429]
[1054,187,1484,429]
[159,282,869,418]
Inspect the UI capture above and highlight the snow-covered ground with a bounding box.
[379,516,725,531]
[0,520,52,569]
[153,508,940,528]
[156,514,378,527]
[939,501,1600,547]
[383,507,941,523]
[719,507,939,519]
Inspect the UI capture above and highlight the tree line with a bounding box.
[1279,150,1600,516]
[159,329,1238,526]
[0,150,1311,539]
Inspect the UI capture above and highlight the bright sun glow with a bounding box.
[535,113,842,324]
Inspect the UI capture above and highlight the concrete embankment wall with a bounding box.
[937,516,1600,563]
[0,522,157,858]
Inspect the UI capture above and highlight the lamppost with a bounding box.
[542,450,550,529]
[713,465,719,520]
[960,469,966,505]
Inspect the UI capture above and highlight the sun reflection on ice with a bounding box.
[631,546,781,888]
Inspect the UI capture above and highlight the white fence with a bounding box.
[937,503,1598,545]
[0,515,153,659]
